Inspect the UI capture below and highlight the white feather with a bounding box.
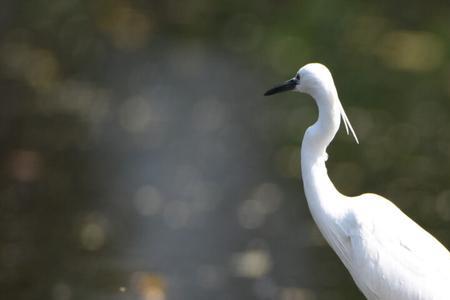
[338,98,359,144]
[294,63,450,299]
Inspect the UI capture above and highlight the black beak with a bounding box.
[264,78,298,96]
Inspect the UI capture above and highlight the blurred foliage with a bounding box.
[0,0,449,299]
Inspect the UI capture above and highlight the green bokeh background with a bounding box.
[0,1,449,299]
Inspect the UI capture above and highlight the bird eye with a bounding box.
[295,74,300,80]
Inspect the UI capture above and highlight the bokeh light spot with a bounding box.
[131,272,166,300]
[231,249,272,278]
[376,30,444,72]
[98,1,152,50]
[8,150,42,183]
[280,287,316,300]
[79,214,108,251]
[1,42,60,92]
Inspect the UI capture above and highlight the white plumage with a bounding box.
[264,63,450,300]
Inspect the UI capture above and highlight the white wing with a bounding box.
[342,193,450,300]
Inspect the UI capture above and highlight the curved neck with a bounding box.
[302,88,341,164]
[300,87,345,216]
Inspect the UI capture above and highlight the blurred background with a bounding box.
[0,0,449,299]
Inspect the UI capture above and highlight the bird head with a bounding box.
[264,63,335,97]
[264,63,359,143]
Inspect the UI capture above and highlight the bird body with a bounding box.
[265,63,450,299]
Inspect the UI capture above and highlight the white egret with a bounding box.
[264,63,450,300]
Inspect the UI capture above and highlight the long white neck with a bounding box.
[301,87,347,219]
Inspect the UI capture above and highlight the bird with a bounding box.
[264,63,450,300]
